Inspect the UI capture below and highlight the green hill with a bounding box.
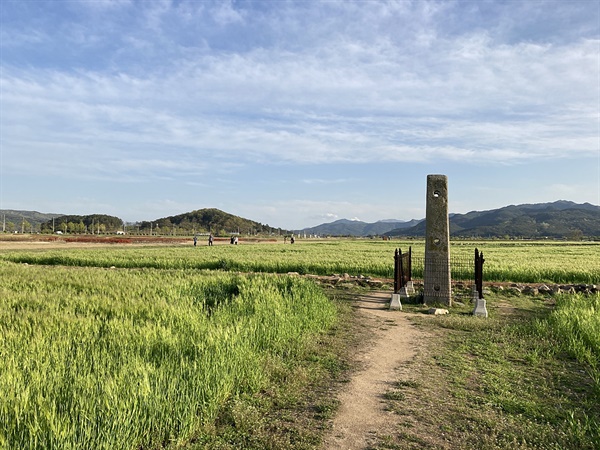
[386,201,600,239]
[0,209,63,233]
[139,208,286,236]
[301,219,422,236]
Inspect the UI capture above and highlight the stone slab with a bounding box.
[428,308,449,315]
[389,293,403,311]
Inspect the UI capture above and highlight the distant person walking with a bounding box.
[193,235,197,247]
[208,234,214,246]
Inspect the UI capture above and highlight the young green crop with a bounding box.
[543,293,600,371]
[0,239,598,284]
[0,262,336,449]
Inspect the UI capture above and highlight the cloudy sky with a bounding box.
[1,0,598,229]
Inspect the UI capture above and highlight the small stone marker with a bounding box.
[401,280,415,297]
[389,293,402,310]
[473,299,488,317]
[472,287,488,318]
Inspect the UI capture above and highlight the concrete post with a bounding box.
[423,174,452,306]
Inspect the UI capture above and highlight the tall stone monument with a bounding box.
[423,174,452,306]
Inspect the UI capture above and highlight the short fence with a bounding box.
[393,247,485,300]
[393,247,412,293]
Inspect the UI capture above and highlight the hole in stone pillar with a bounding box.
[433,238,441,245]
[433,190,441,198]
[434,285,440,291]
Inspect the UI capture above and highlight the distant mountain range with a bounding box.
[2,201,599,238]
[300,218,423,236]
[303,201,600,239]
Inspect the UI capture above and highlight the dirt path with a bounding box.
[322,291,425,450]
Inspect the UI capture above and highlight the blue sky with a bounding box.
[1,0,599,230]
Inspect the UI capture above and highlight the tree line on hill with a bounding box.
[16,208,284,236]
[38,214,125,234]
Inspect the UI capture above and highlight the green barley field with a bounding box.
[0,238,598,449]
[1,239,599,283]
[0,262,336,449]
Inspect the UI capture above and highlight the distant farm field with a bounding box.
[1,238,598,284]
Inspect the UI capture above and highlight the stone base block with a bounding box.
[473,298,488,318]
[390,293,402,311]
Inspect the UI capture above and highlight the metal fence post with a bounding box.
[394,249,399,294]
[474,248,485,299]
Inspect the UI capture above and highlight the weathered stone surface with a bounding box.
[487,283,598,297]
[473,298,488,318]
[551,285,563,294]
[390,294,403,311]
[538,284,551,294]
[398,286,411,298]
[423,174,452,306]
[522,286,539,296]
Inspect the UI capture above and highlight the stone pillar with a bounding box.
[423,174,452,306]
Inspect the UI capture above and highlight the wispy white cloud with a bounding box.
[1,0,598,226]
[3,32,596,177]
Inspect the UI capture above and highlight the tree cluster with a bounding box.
[40,215,123,234]
[135,208,285,236]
